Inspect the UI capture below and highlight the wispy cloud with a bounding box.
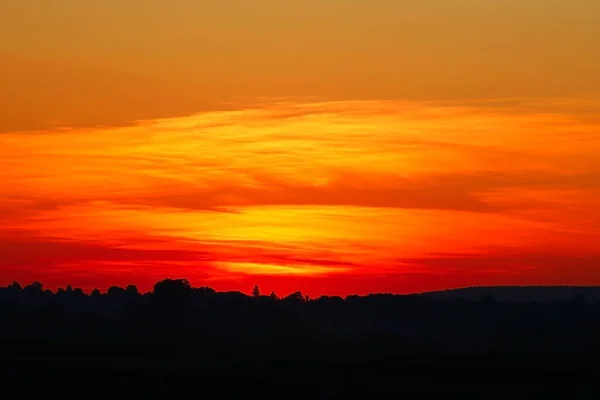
[1,98,599,293]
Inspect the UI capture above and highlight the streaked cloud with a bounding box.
[1,99,599,294]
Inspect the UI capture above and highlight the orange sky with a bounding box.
[1,1,599,295]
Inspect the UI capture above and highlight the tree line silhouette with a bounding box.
[2,278,600,397]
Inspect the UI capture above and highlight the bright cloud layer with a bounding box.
[1,99,599,295]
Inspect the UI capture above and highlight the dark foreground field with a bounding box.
[3,340,600,398]
[4,281,600,398]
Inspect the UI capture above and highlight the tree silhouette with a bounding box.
[2,280,600,364]
[285,291,304,303]
[152,278,192,311]
[126,284,140,295]
[108,286,125,296]
[24,281,43,295]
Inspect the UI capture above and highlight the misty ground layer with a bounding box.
[2,279,600,397]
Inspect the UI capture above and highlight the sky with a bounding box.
[1,1,599,296]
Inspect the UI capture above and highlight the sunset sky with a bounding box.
[1,1,599,296]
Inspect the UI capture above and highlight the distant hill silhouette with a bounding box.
[420,285,600,303]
